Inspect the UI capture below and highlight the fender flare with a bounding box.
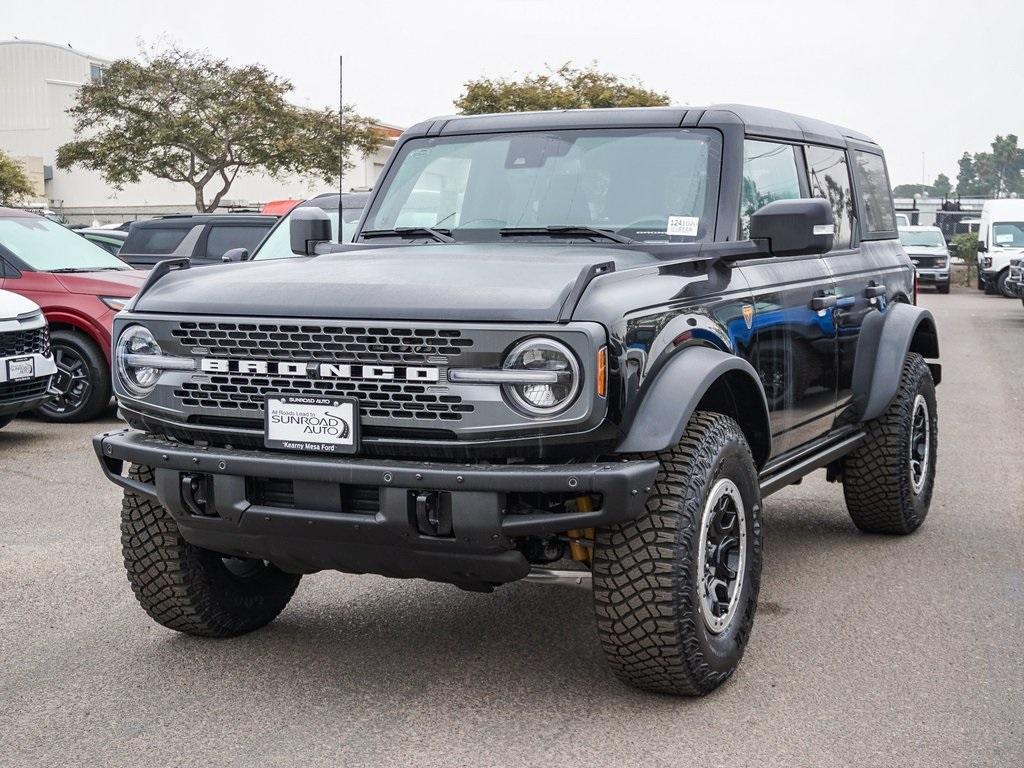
[616,345,772,467]
[854,303,940,422]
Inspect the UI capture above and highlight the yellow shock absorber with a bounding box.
[566,496,596,565]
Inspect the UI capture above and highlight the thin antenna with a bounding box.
[344,55,348,241]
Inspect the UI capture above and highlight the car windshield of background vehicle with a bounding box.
[899,230,946,248]
[252,207,362,260]
[992,222,1024,247]
[0,217,129,271]
[362,129,722,243]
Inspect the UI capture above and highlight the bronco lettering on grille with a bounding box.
[198,358,440,382]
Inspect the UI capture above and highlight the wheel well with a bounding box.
[909,316,939,360]
[694,369,771,468]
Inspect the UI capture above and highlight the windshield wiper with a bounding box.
[499,226,635,245]
[361,227,455,244]
[47,267,127,273]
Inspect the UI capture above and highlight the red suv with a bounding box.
[0,208,146,421]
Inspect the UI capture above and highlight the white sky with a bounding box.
[7,0,1023,186]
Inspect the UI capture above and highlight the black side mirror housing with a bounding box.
[750,198,835,257]
[221,247,249,263]
[977,240,987,253]
[289,207,332,256]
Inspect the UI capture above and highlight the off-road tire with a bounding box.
[842,353,936,534]
[121,464,301,637]
[34,329,110,422]
[592,411,762,696]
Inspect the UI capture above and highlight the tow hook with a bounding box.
[180,472,213,516]
[412,490,453,537]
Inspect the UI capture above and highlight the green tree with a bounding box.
[951,231,978,286]
[56,46,383,212]
[955,137,1024,197]
[455,62,670,114]
[0,150,34,205]
[931,173,952,197]
[893,183,933,197]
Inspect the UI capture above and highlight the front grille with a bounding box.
[910,256,945,269]
[169,321,477,423]
[0,326,49,358]
[0,377,49,403]
[171,322,473,364]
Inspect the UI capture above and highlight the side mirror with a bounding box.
[289,207,332,256]
[221,247,249,263]
[977,241,987,253]
[750,198,835,257]
[948,243,959,256]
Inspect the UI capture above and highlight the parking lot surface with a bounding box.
[1,287,1021,768]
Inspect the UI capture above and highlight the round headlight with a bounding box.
[502,338,580,416]
[116,325,162,396]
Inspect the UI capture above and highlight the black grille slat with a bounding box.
[246,478,380,515]
[0,327,49,358]
[171,322,472,364]
[0,377,49,403]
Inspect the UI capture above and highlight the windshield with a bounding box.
[0,217,128,271]
[253,206,363,261]
[992,222,1024,248]
[362,128,721,243]
[899,229,946,248]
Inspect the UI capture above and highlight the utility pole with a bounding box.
[338,55,344,242]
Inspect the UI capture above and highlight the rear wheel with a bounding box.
[34,330,110,422]
[121,464,301,636]
[842,353,936,534]
[592,412,762,696]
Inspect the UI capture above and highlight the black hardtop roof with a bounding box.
[133,213,277,228]
[304,191,371,210]
[403,103,878,150]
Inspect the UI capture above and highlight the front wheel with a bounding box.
[997,270,1015,298]
[121,464,301,636]
[842,353,937,534]
[592,412,762,696]
[34,330,110,422]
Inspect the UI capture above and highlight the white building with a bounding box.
[0,39,399,223]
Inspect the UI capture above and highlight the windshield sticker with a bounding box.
[996,233,1014,244]
[666,216,699,237]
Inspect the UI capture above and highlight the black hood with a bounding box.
[132,243,657,322]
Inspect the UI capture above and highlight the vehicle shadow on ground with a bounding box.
[144,500,870,703]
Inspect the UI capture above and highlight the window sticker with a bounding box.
[666,216,699,237]
[996,233,1014,244]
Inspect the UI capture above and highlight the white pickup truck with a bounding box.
[0,289,57,429]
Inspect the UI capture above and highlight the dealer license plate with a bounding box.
[6,357,34,382]
[264,395,359,454]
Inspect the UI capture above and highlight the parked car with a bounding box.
[260,199,302,216]
[250,192,370,260]
[0,208,145,421]
[1006,256,1023,304]
[976,199,1024,296]
[895,212,911,227]
[0,289,57,429]
[117,214,277,269]
[95,105,939,697]
[78,228,128,256]
[899,225,950,293]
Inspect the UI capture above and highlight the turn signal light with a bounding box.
[596,347,607,398]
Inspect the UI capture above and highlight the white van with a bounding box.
[977,199,1024,296]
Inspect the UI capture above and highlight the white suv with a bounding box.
[0,290,57,429]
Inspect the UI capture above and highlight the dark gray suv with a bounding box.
[95,105,940,696]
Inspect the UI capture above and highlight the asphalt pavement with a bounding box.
[1,285,1021,768]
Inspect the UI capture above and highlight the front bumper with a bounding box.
[914,269,949,284]
[94,429,659,589]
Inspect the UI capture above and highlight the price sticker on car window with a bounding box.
[666,216,700,237]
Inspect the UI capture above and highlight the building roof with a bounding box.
[0,39,111,64]
[404,103,877,148]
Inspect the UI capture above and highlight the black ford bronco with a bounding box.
[96,105,940,696]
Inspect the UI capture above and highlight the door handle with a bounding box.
[811,294,838,310]
[865,284,886,298]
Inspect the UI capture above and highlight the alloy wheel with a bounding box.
[697,478,747,634]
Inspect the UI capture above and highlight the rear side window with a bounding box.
[805,145,855,250]
[852,151,896,235]
[204,225,272,260]
[741,140,802,238]
[124,226,189,255]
